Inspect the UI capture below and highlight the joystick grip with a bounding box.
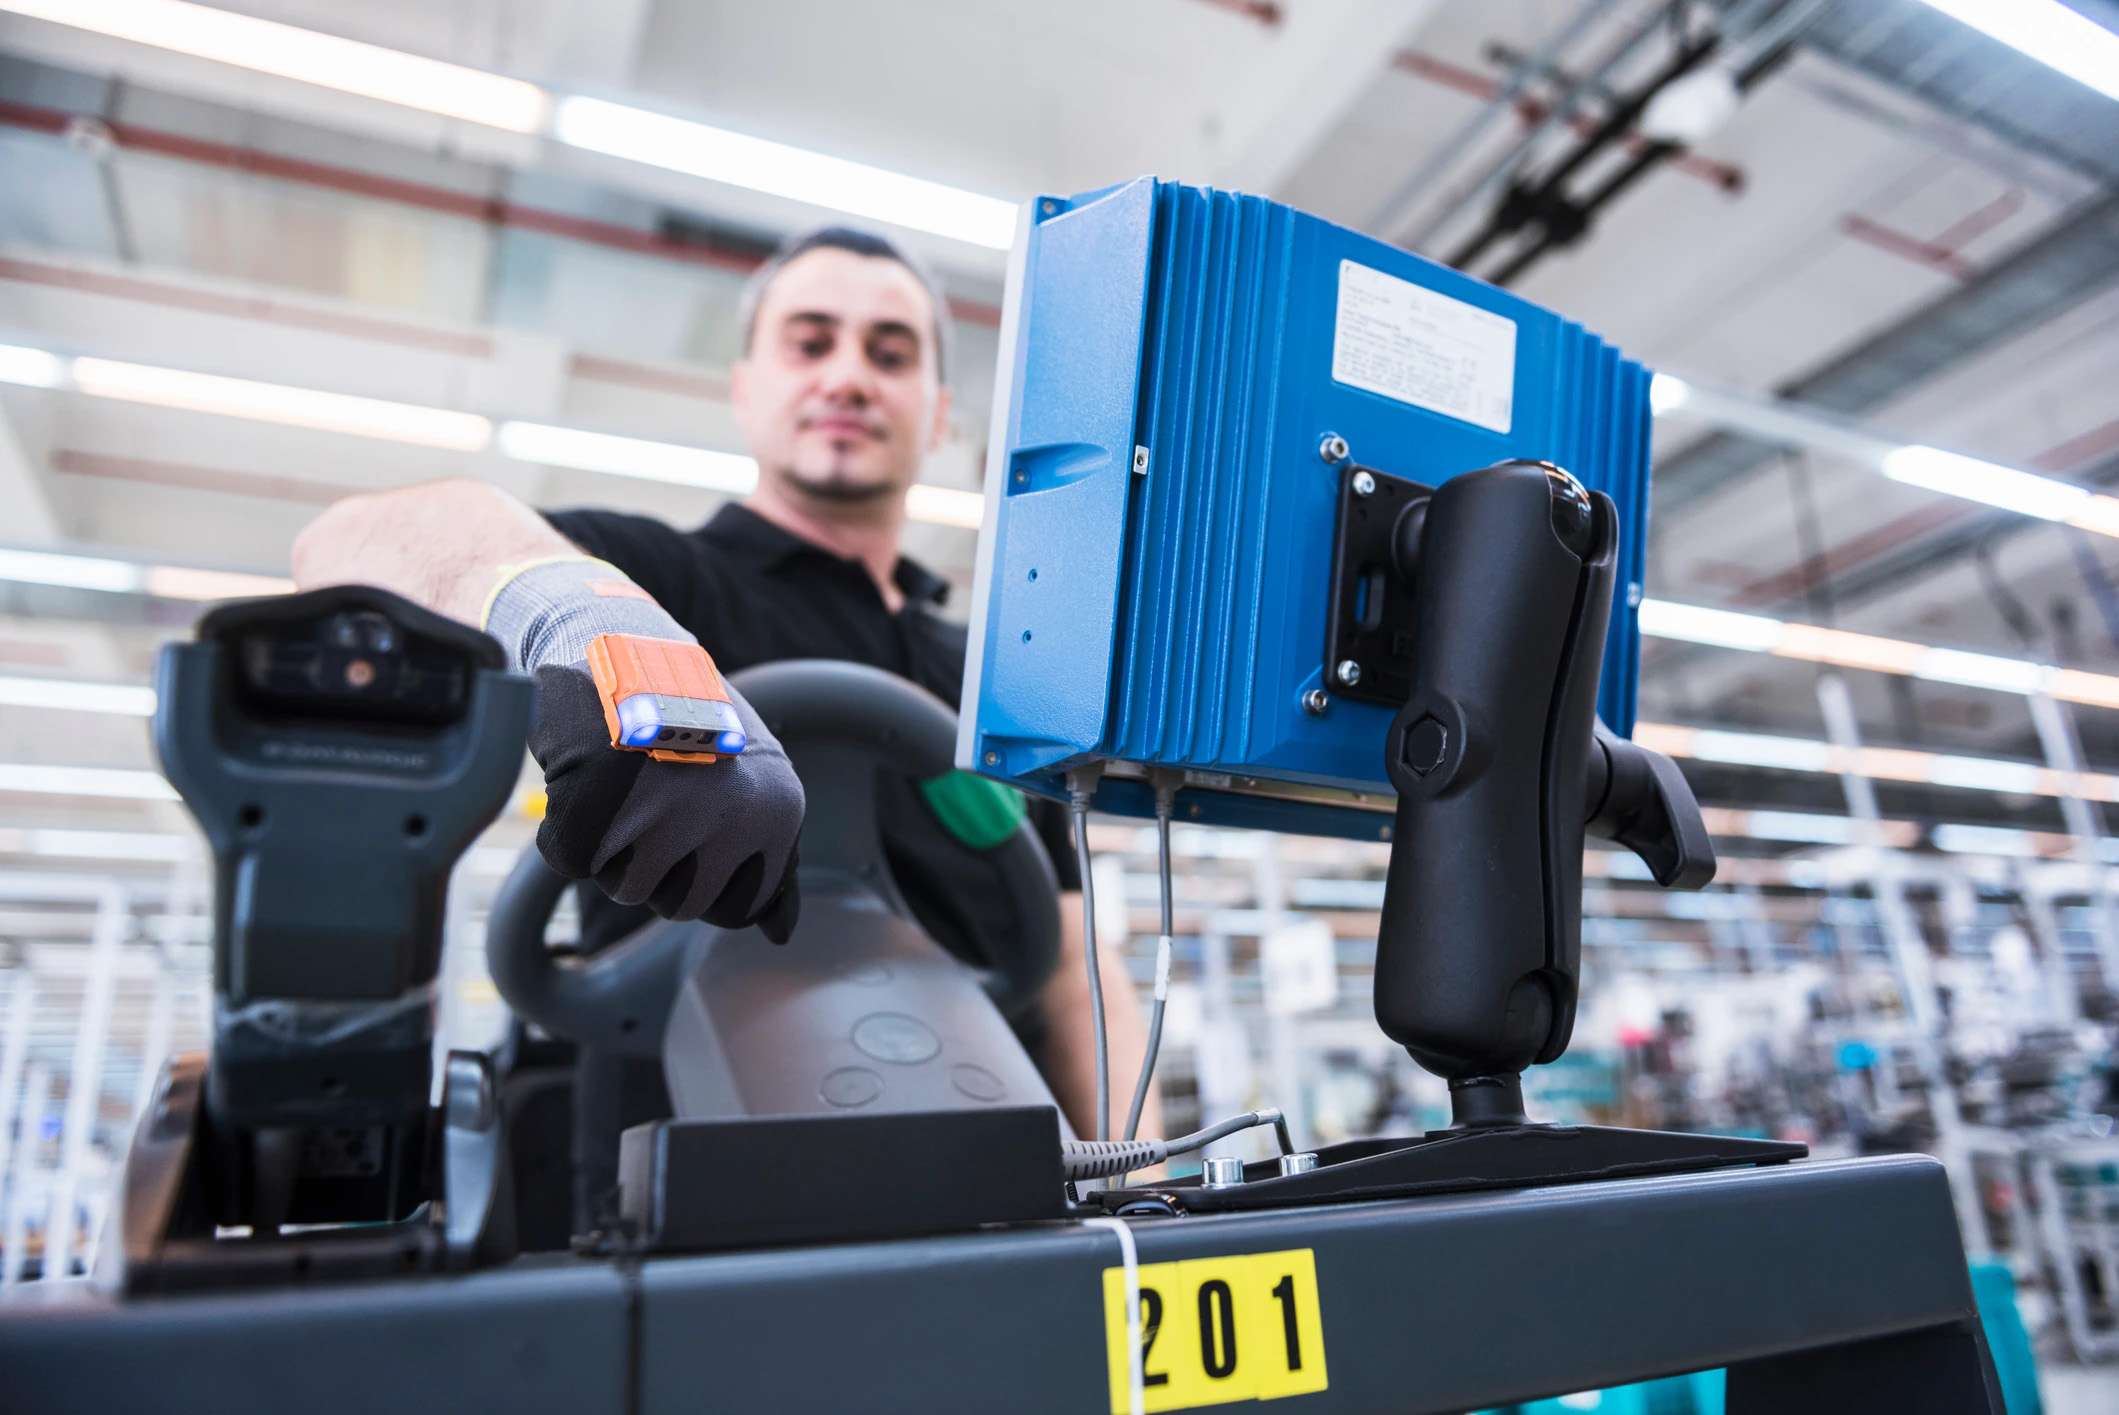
[1372,462,1616,1079]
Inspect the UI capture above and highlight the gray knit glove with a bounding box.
[487,558,803,940]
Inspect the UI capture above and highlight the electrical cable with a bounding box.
[1068,769,1108,1144]
[1121,777,1177,1144]
[1060,1108,1289,1182]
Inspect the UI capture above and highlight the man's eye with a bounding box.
[795,335,833,359]
[868,338,916,372]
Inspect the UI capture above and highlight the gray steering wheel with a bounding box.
[487,660,1063,1055]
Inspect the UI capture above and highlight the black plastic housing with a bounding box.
[154,585,532,1134]
[1373,463,1617,1080]
[618,1107,1065,1252]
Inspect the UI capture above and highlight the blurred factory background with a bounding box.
[0,0,2116,1405]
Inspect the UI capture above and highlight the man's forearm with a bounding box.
[291,478,579,625]
[1039,892,1164,1143]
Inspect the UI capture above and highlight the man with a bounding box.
[292,226,1159,1226]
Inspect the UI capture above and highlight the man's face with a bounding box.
[730,247,952,510]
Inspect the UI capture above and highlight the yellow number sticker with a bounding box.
[1101,1247,1327,1412]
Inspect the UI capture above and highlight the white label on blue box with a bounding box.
[1331,259,1516,434]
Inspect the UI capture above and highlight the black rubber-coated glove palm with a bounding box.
[528,665,803,942]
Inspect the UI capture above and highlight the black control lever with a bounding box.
[1372,461,1713,1129]
[1586,720,1714,889]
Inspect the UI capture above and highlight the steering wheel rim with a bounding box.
[487,660,1063,1052]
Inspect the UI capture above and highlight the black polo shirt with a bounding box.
[544,501,1082,965]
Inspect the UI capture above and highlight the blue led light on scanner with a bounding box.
[958,176,1654,838]
[615,692,748,755]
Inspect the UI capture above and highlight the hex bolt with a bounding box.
[1301,688,1330,717]
[1351,470,1376,497]
[1334,659,1362,688]
[1202,1156,1246,1189]
[1318,433,1350,465]
[1278,1152,1319,1177]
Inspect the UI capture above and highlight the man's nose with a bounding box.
[816,339,877,402]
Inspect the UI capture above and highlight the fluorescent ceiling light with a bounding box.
[1737,809,1859,845]
[1637,597,2119,711]
[0,827,194,861]
[553,96,1017,250]
[0,545,290,601]
[0,762,177,800]
[1777,624,1926,675]
[0,343,66,388]
[1634,599,1784,652]
[2065,495,2119,539]
[1917,0,2119,102]
[1639,720,2117,805]
[1648,373,1689,417]
[1931,823,2040,858]
[0,547,143,592]
[0,0,549,131]
[903,484,984,530]
[1914,648,2046,695]
[73,358,492,450]
[1648,373,2119,538]
[1688,729,1834,773]
[497,422,757,494]
[1925,755,2046,794]
[0,674,155,716]
[1881,445,2090,521]
[144,565,294,599]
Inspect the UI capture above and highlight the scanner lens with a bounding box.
[239,610,470,725]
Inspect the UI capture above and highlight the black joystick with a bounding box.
[1094,459,1800,1215]
[1375,461,1713,1129]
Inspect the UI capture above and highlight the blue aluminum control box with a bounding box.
[957,177,1651,839]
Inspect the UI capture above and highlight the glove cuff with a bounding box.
[482,557,694,675]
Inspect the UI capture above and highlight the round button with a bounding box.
[852,1012,942,1065]
[819,1067,883,1108]
[950,1064,1005,1102]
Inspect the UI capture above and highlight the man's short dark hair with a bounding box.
[737,226,955,383]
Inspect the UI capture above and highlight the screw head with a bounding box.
[1318,433,1350,465]
[983,750,999,767]
[1301,688,1330,716]
[1334,659,1362,688]
[1351,469,1376,497]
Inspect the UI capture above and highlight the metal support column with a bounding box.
[1817,674,1989,1257]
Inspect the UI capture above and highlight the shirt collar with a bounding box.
[699,502,949,609]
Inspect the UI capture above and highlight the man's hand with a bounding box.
[294,481,807,939]
[530,664,803,940]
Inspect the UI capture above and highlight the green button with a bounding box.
[918,770,1027,851]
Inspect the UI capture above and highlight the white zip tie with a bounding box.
[1082,1216,1144,1415]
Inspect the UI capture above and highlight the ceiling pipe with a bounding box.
[1364,0,1624,235]
[1393,0,1701,254]
[1458,0,1826,285]
[1455,29,1724,276]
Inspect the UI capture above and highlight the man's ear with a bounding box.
[926,383,954,455]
